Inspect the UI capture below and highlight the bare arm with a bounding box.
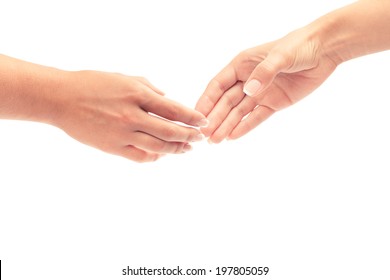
[321,0,390,65]
[196,0,390,143]
[0,55,207,162]
[0,55,67,123]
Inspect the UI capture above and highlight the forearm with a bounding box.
[0,55,69,124]
[310,0,390,64]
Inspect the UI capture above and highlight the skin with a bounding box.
[2,1,389,161]
[196,0,390,143]
[0,55,207,162]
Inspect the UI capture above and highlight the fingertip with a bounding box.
[196,118,209,128]
[194,133,206,142]
[198,128,209,139]
[208,134,224,145]
[189,109,208,128]
[227,132,240,141]
[243,79,263,97]
[200,126,213,138]
[142,152,162,163]
[183,144,193,152]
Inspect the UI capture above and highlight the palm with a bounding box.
[236,48,337,111]
[196,41,338,143]
[267,64,336,109]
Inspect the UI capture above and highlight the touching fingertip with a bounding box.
[193,133,206,142]
[183,144,193,152]
[196,118,209,128]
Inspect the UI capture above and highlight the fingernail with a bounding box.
[183,144,193,152]
[196,118,209,128]
[193,133,205,142]
[207,138,214,144]
[244,79,262,96]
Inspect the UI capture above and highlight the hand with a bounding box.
[54,71,207,162]
[196,27,339,143]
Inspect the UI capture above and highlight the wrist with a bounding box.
[306,10,352,66]
[25,67,73,127]
[309,1,390,66]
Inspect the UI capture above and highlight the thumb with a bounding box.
[243,51,289,97]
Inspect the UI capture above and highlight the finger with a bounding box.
[140,113,205,143]
[130,131,193,154]
[195,64,238,117]
[209,95,258,144]
[229,105,275,140]
[135,77,166,96]
[201,82,245,137]
[117,145,162,163]
[141,92,208,128]
[243,50,289,97]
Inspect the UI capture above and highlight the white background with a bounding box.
[1,0,390,279]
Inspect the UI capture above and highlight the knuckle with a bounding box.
[118,145,157,163]
[132,84,147,100]
[135,76,149,84]
[186,129,199,142]
[264,49,289,72]
[233,106,247,117]
[236,49,259,65]
[120,89,142,106]
[260,59,279,75]
[237,50,250,61]
[121,113,139,127]
[171,143,184,154]
[133,153,153,163]
[210,78,227,94]
[165,105,180,121]
[163,126,178,140]
[223,94,238,109]
[151,141,167,153]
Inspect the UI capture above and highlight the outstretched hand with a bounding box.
[55,71,207,162]
[196,27,339,143]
